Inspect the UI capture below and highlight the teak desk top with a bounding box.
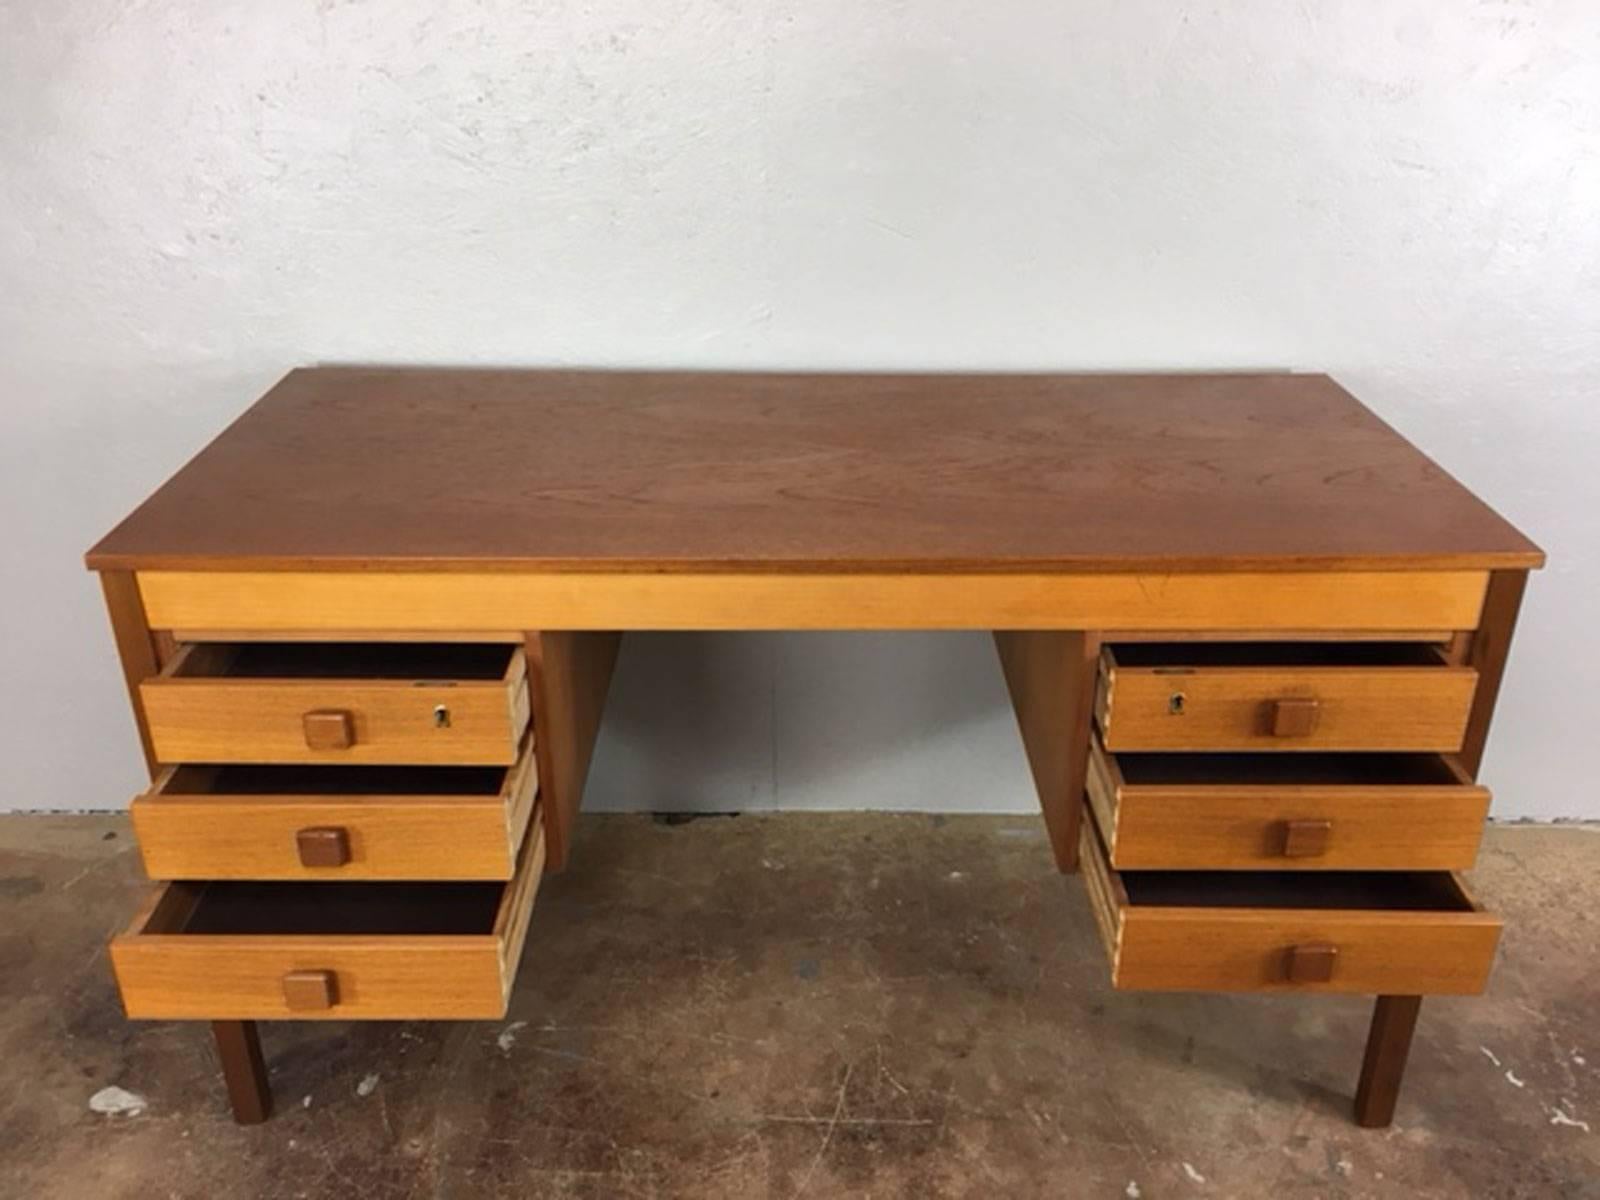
[88,368,1541,575]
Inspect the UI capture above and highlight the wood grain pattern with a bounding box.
[111,823,546,1020]
[994,631,1101,872]
[1095,647,1478,752]
[526,631,621,871]
[1078,817,1502,994]
[1085,736,1490,870]
[131,737,539,880]
[140,644,530,765]
[133,568,1492,633]
[85,369,1543,573]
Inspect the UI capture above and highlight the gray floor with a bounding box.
[1,812,1595,1198]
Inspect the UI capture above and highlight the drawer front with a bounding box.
[1079,814,1501,995]
[1095,648,1477,752]
[131,743,539,881]
[111,823,545,1020]
[1086,738,1489,870]
[141,647,531,766]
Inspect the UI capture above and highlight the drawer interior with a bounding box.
[168,642,517,681]
[143,880,506,935]
[1111,751,1469,788]
[156,763,511,796]
[1120,868,1477,913]
[1107,642,1451,669]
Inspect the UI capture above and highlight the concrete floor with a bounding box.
[0,813,1595,1199]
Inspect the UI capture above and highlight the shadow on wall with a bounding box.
[584,631,1041,815]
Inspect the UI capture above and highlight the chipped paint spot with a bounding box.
[302,1094,312,1109]
[1333,1154,1353,1177]
[1505,1069,1526,1088]
[1126,1182,1142,1199]
[497,1020,528,1052]
[947,871,967,882]
[356,1072,380,1097]
[89,1086,146,1117]
[1480,1046,1502,1067]
[1182,1162,1206,1184]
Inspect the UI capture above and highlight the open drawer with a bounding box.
[1086,733,1489,870]
[110,818,545,1020]
[1094,642,1477,752]
[1079,811,1500,994]
[131,735,538,881]
[140,642,531,766]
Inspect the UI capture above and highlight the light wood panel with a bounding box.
[131,739,539,881]
[111,824,546,1020]
[526,631,621,871]
[1095,646,1478,752]
[994,631,1101,872]
[1086,736,1489,870]
[136,569,1491,633]
[140,644,530,766]
[1078,817,1501,994]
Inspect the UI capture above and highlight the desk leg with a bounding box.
[1354,995,1421,1127]
[994,631,1101,873]
[212,1021,272,1124]
[525,631,622,872]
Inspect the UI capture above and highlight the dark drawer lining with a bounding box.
[1109,642,1449,669]
[177,642,515,681]
[159,763,509,796]
[1113,752,1465,788]
[1121,869,1473,912]
[177,881,504,935]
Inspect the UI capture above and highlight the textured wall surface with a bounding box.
[2,1,1595,817]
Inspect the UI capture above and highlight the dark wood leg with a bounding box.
[99,571,164,777]
[1354,995,1422,1127]
[1458,569,1528,777]
[212,1020,272,1124]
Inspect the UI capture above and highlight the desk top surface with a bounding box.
[87,368,1541,574]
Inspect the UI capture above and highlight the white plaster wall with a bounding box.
[2,1,1595,818]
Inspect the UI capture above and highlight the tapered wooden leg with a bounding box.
[212,1020,272,1124]
[1354,995,1422,1127]
[524,631,622,871]
[994,631,1102,873]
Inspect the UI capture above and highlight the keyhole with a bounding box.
[1168,692,1186,716]
[433,705,451,729]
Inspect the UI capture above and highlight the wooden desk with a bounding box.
[86,368,1541,1127]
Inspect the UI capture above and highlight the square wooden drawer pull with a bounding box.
[1280,818,1333,858]
[282,969,338,1011]
[302,709,355,750]
[1285,943,1339,984]
[296,826,351,868]
[1269,697,1320,737]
